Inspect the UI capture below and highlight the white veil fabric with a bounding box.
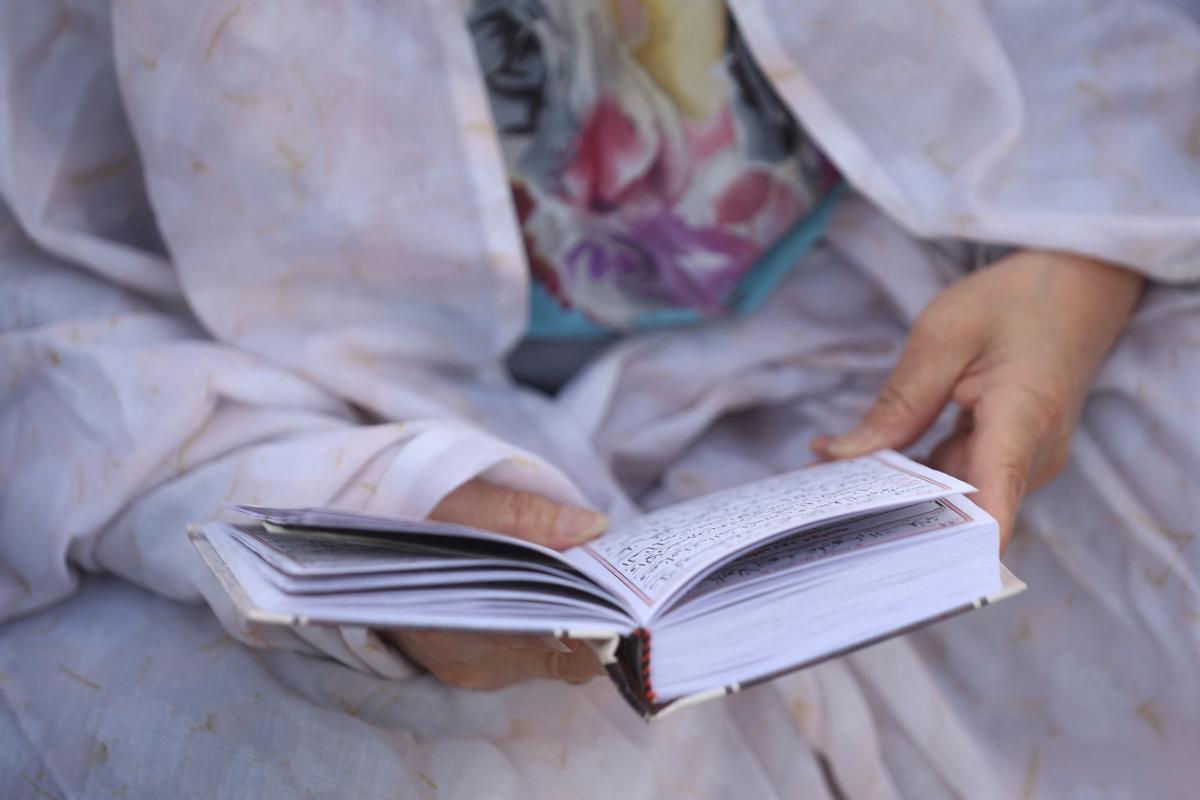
[1,0,1197,797]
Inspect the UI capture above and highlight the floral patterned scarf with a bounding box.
[467,0,840,336]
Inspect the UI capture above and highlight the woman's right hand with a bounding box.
[384,480,609,690]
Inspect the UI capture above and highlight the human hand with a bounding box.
[385,480,608,689]
[812,250,1143,551]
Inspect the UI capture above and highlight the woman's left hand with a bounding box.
[813,250,1143,552]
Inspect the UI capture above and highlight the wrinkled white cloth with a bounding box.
[1,0,1198,798]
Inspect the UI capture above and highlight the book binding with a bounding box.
[602,564,1026,721]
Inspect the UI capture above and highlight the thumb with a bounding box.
[429,479,608,550]
[825,324,972,459]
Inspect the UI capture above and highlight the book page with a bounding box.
[201,523,634,635]
[233,505,579,571]
[226,525,573,579]
[563,451,974,615]
[679,500,972,604]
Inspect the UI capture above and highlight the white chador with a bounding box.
[1,1,1198,798]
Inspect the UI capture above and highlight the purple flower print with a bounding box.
[565,211,759,312]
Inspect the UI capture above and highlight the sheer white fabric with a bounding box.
[1,0,1197,797]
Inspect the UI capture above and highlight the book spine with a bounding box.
[636,628,656,705]
[603,628,669,719]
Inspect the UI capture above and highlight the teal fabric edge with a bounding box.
[726,180,845,317]
[526,180,845,340]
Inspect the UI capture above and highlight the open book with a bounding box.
[190,450,1023,720]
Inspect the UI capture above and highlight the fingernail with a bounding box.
[826,423,878,458]
[554,507,608,545]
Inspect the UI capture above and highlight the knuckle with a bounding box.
[1017,378,1070,431]
[544,652,590,685]
[491,490,523,533]
[997,460,1028,500]
[506,493,558,541]
[543,649,599,685]
[993,383,1066,453]
[563,658,599,685]
[871,383,920,424]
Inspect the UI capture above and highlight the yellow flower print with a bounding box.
[608,0,729,121]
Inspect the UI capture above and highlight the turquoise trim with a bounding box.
[526,180,843,339]
[725,181,844,316]
[528,282,614,340]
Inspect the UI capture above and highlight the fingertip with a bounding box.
[552,506,608,549]
[809,435,833,460]
[825,422,880,459]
